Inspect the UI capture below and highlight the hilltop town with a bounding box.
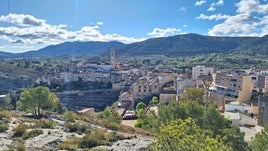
[0,46,268,150]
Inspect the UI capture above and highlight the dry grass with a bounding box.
[119,124,154,136]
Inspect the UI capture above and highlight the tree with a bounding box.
[3,94,13,110]
[157,100,186,126]
[17,86,59,117]
[184,100,204,126]
[181,88,204,104]
[139,100,248,150]
[63,111,76,122]
[250,125,268,151]
[100,108,122,130]
[151,96,158,105]
[136,102,147,118]
[222,125,249,151]
[149,118,232,151]
[136,102,146,111]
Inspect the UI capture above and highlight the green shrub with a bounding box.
[57,137,81,150]
[13,124,27,137]
[64,122,90,134]
[0,123,9,132]
[37,119,55,129]
[16,143,26,151]
[63,111,76,122]
[134,119,142,128]
[100,120,120,131]
[79,129,109,148]
[23,129,43,139]
[107,132,126,142]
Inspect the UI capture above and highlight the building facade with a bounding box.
[110,47,116,69]
[192,66,214,80]
[214,71,253,103]
[257,74,268,93]
[131,76,161,101]
[119,92,133,109]
[258,95,268,126]
[176,78,196,96]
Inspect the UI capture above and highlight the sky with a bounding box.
[0,0,268,53]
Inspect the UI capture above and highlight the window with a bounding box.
[230,79,237,82]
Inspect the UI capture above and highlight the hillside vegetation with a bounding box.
[1,34,268,58]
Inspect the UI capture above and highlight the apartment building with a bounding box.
[257,74,268,93]
[258,95,268,126]
[60,72,80,83]
[214,71,253,103]
[192,65,214,80]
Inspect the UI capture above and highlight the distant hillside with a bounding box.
[117,33,260,56]
[0,51,15,59]
[18,41,125,58]
[1,34,268,58]
[232,35,268,55]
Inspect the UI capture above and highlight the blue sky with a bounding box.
[0,0,268,53]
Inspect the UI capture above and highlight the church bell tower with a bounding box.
[110,46,115,69]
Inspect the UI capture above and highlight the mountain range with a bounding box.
[1,33,268,59]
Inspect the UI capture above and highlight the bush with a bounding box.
[101,120,120,131]
[13,124,27,137]
[57,137,81,150]
[107,132,126,142]
[0,123,9,132]
[134,119,142,128]
[63,111,76,122]
[36,119,55,129]
[64,122,90,134]
[79,129,109,148]
[16,143,26,151]
[0,110,12,121]
[23,129,43,139]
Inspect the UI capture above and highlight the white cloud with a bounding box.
[195,0,206,6]
[208,0,268,37]
[96,22,104,25]
[212,0,224,7]
[0,13,45,26]
[0,13,145,52]
[183,24,188,28]
[207,0,224,11]
[261,25,268,35]
[208,14,257,36]
[236,0,268,14]
[148,27,182,37]
[180,7,187,13]
[196,14,230,21]
[207,6,216,11]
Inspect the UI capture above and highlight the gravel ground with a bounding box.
[0,118,19,150]
[0,117,154,151]
[121,120,137,127]
[25,128,83,151]
[92,136,154,151]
